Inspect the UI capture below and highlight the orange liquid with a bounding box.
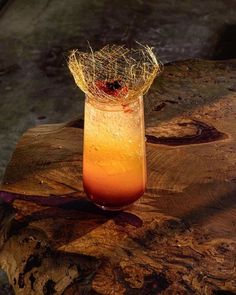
[83,96,146,210]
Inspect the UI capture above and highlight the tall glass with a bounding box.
[83,95,146,211]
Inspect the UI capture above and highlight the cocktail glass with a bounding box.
[68,44,161,211]
[83,95,146,211]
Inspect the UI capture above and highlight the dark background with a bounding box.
[0,1,236,290]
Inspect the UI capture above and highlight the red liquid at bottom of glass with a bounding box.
[83,179,145,211]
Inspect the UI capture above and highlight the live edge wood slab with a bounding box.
[0,59,236,295]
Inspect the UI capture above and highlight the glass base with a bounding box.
[94,202,130,212]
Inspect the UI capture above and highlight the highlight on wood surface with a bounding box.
[68,44,162,103]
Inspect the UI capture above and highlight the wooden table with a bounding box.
[0,59,236,295]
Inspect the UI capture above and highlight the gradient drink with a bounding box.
[83,95,146,210]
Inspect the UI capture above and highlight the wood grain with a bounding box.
[1,59,236,294]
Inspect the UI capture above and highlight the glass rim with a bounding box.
[85,94,143,111]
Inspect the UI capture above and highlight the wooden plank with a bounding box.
[0,59,236,294]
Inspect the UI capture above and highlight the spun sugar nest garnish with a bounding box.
[68,44,162,104]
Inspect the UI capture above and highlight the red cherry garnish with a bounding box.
[95,80,128,97]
